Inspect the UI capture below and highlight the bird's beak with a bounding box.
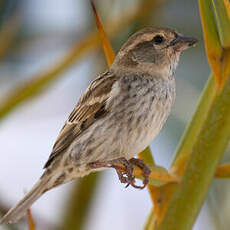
[170,35,198,51]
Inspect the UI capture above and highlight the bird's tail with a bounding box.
[0,176,50,224]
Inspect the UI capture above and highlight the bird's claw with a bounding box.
[88,157,150,189]
[109,157,151,189]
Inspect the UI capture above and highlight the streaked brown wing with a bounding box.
[44,71,118,168]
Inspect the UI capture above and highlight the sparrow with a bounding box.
[0,27,197,224]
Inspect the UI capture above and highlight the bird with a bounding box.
[0,27,197,224]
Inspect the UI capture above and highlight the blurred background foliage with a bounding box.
[0,0,229,230]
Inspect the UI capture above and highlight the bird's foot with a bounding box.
[88,157,150,189]
[110,157,150,189]
[129,158,151,189]
[109,157,134,187]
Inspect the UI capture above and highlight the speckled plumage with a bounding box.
[43,70,176,187]
[1,27,197,224]
[63,71,175,175]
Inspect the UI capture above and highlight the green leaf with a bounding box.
[198,0,222,86]
[212,0,230,48]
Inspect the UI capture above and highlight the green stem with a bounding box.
[156,74,230,230]
[212,0,230,48]
[144,209,155,230]
[173,75,216,165]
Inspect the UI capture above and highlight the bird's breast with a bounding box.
[110,74,176,158]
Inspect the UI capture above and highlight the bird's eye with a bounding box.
[153,35,164,45]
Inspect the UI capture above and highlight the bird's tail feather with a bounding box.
[0,176,50,224]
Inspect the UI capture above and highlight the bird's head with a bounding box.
[111,27,198,78]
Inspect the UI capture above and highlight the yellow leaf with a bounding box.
[90,0,115,66]
[27,209,35,230]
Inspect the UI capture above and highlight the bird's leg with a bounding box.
[88,157,134,187]
[129,158,151,189]
[109,157,134,186]
[88,158,151,189]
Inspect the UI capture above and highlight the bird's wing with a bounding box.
[44,71,118,168]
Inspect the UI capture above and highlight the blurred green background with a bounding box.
[0,0,228,229]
